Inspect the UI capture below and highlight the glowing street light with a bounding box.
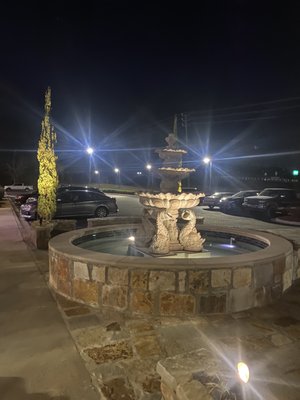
[237,362,250,384]
[94,170,99,175]
[203,156,211,165]
[114,168,120,174]
[146,163,152,170]
[86,147,94,155]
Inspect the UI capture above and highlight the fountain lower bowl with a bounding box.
[49,219,294,316]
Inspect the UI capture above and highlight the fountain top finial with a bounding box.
[165,132,177,149]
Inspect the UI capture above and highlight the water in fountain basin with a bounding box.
[73,230,267,257]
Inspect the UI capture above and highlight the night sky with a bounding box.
[1,1,300,182]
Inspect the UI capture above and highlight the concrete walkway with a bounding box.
[0,201,99,400]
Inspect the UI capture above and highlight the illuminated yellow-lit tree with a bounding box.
[37,87,58,224]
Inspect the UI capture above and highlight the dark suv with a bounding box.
[242,188,300,219]
[20,188,119,220]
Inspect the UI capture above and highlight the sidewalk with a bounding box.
[0,201,99,400]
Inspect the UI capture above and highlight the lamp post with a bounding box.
[146,163,152,189]
[203,156,212,194]
[86,147,94,184]
[94,170,99,184]
[114,168,120,187]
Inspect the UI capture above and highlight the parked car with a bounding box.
[4,183,33,191]
[220,190,260,214]
[57,185,103,193]
[20,188,119,220]
[182,187,204,205]
[242,188,300,219]
[15,191,38,205]
[202,192,235,209]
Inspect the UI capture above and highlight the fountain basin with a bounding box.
[49,219,294,316]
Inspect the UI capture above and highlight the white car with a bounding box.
[4,183,34,192]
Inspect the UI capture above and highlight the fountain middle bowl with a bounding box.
[139,192,205,209]
[48,217,294,316]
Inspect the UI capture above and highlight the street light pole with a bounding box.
[114,168,120,187]
[146,164,152,190]
[203,157,212,194]
[86,147,94,184]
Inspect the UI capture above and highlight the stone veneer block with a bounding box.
[254,286,272,307]
[73,279,98,305]
[283,269,292,291]
[160,293,195,316]
[199,294,227,314]
[108,268,128,285]
[56,256,72,296]
[229,287,254,312]
[253,263,273,287]
[149,271,175,291]
[188,271,210,294]
[271,284,283,301]
[131,270,148,289]
[285,253,293,270]
[273,258,286,275]
[102,285,128,309]
[178,271,186,292]
[233,267,252,288]
[74,261,89,280]
[130,290,154,314]
[92,266,106,283]
[211,269,231,288]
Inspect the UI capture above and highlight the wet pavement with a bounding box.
[2,198,300,399]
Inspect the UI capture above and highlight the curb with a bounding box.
[274,217,300,227]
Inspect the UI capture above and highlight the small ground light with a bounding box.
[128,236,135,241]
[237,362,250,383]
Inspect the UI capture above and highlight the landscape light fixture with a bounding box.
[237,362,250,384]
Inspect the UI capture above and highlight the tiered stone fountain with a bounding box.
[137,132,205,255]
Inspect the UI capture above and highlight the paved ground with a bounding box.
[1,198,300,399]
[0,200,99,400]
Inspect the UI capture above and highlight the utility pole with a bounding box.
[180,112,190,187]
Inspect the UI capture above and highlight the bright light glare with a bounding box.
[146,164,152,170]
[203,157,211,164]
[86,147,94,155]
[237,362,250,383]
[94,170,99,174]
[114,168,120,173]
[137,171,142,175]
[128,236,135,241]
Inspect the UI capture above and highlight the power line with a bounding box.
[188,95,300,116]
[188,103,300,122]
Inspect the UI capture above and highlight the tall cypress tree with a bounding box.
[37,87,58,224]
